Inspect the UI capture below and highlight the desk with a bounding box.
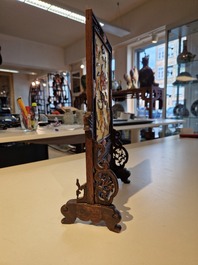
[0,125,85,167]
[0,124,85,145]
[0,119,184,145]
[114,118,184,142]
[0,136,197,265]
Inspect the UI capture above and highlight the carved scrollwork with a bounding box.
[84,111,93,138]
[112,129,128,168]
[94,169,118,205]
[76,179,87,203]
[112,145,129,168]
[111,129,131,183]
[94,141,111,171]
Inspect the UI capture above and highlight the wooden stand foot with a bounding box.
[61,199,121,233]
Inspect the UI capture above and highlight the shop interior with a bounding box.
[0,1,198,264]
[0,1,197,140]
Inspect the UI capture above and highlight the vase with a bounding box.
[177,40,196,64]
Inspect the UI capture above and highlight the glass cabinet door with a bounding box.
[165,19,198,133]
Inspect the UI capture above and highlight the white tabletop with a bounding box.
[113,118,184,130]
[0,119,184,144]
[0,135,197,265]
[0,124,85,144]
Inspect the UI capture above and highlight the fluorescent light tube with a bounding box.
[48,5,85,23]
[0,69,19,73]
[19,0,50,10]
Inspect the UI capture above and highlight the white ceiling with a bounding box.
[0,0,148,48]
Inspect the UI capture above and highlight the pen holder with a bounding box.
[20,106,38,131]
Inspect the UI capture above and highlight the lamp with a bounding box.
[152,33,158,43]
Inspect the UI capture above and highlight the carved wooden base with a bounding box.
[111,129,131,184]
[111,166,131,184]
[61,199,122,233]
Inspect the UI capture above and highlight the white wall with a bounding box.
[0,33,67,112]
[113,46,128,85]
[13,74,30,113]
[64,38,85,65]
[0,33,66,71]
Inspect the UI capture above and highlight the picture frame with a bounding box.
[86,10,113,143]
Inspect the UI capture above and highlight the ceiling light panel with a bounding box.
[18,0,51,10]
[48,5,85,23]
[18,0,85,23]
[0,69,19,73]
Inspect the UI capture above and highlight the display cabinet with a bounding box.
[165,19,198,133]
[47,73,72,113]
[29,80,47,114]
[29,73,72,114]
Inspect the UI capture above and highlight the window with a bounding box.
[134,37,184,117]
[157,66,164,79]
[168,44,174,58]
[136,43,165,88]
[167,65,173,78]
[158,47,164,60]
[128,31,187,119]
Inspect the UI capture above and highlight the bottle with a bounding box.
[31,102,39,130]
